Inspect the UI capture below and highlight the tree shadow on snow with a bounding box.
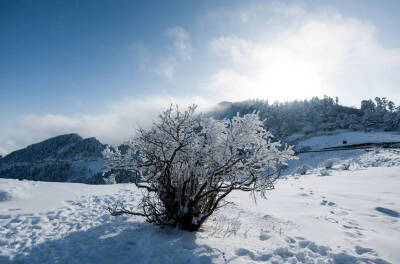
[9,219,222,264]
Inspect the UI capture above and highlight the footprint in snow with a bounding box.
[8,208,21,211]
[320,200,336,206]
[0,191,11,202]
[355,245,376,255]
[324,217,338,224]
[259,232,271,241]
[28,216,41,225]
[0,214,11,220]
[235,248,272,261]
[285,236,296,244]
[375,207,399,218]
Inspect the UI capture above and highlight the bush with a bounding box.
[295,164,312,175]
[320,159,338,169]
[341,162,351,170]
[320,169,331,176]
[104,105,296,231]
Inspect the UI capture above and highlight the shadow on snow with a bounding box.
[7,219,222,264]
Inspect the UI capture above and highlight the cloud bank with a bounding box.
[0,96,213,155]
[205,3,400,105]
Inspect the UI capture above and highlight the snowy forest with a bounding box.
[210,96,400,139]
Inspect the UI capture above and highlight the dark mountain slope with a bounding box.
[0,134,108,184]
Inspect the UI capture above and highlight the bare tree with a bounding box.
[103,105,296,231]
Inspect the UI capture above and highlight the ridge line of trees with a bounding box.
[209,96,400,139]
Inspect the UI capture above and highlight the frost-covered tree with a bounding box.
[210,96,400,137]
[361,99,376,113]
[294,164,311,175]
[388,101,395,113]
[103,105,296,231]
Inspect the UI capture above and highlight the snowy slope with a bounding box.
[1,150,399,263]
[296,131,400,151]
[285,131,400,175]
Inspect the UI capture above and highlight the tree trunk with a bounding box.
[177,214,201,232]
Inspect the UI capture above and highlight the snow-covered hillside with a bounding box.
[295,131,400,151]
[0,134,107,184]
[1,150,399,263]
[285,131,400,175]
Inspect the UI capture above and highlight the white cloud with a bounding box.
[154,60,175,81]
[0,96,214,155]
[154,26,192,80]
[130,42,152,72]
[165,26,192,61]
[205,5,400,106]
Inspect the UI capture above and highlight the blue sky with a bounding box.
[1,0,400,154]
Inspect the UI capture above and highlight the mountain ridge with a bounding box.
[0,134,109,184]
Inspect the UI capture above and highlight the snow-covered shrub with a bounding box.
[341,162,351,170]
[319,159,338,169]
[319,169,331,176]
[103,105,296,231]
[349,123,364,131]
[295,164,312,175]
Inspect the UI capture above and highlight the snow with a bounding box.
[285,130,400,175]
[1,148,399,263]
[296,131,400,151]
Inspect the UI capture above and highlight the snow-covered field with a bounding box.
[1,148,399,263]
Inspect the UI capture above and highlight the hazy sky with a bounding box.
[1,0,400,154]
